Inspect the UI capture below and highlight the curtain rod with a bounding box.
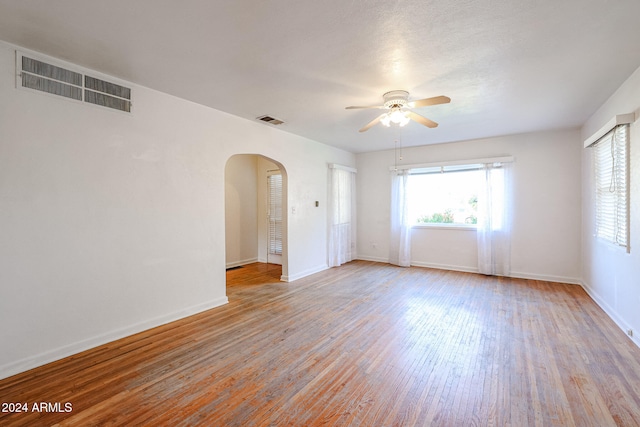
[389,156,514,171]
[328,163,357,173]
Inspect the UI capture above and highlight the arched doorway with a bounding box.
[224,154,288,282]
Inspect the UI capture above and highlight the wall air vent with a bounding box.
[21,56,83,101]
[84,76,131,112]
[257,115,284,125]
[17,51,132,113]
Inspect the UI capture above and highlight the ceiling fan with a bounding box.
[346,90,451,132]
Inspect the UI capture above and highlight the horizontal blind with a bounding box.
[593,124,629,248]
[267,173,283,255]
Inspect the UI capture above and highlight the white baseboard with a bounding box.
[0,296,229,381]
[357,257,581,285]
[226,257,258,269]
[409,261,478,274]
[509,271,581,285]
[356,255,389,263]
[580,280,640,349]
[282,264,329,282]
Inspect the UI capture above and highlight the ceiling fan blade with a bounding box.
[346,105,385,110]
[359,114,387,132]
[406,111,438,128]
[408,95,451,108]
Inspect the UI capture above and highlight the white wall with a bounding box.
[580,65,640,347]
[356,129,583,283]
[0,42,355,379]
[225,155,259,267]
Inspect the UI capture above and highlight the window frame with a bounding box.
[407,167,482,229]
[411,222,478,231]
[393,157,513,230]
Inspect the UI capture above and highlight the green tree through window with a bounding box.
[408,169,480,226]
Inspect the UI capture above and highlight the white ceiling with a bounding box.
[1,0,640,153]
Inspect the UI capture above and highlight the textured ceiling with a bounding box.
[1,0,640,153]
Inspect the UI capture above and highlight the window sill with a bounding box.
[412,223,477,231]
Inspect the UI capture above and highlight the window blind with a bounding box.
[267,173,283,255]
[593,124,629,249]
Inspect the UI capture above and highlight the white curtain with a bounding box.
[389,170,411,267]
[477,163,512,275]
[328,166,356,267]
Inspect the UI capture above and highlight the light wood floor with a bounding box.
[1,261,640,426]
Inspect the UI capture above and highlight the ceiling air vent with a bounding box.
[17,52,132,113]
[257,115,284,125]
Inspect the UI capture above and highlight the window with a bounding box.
[390,157,513,272]
[267,172,283,255]
[407,165,482,226]
[593,124,629,249]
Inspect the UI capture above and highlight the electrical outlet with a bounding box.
[627,329,634,337]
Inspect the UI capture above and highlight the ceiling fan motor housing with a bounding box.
[383,90,409,109]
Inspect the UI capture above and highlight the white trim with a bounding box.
[356,255,389,263]
[328,163,357,173]
[0,297,229,380]
[412,223,477,231]
[226,257,258,269]
[281,264,329,282]
[389,156,515,172]
[408,264,580,284]
[580,279,640,349]
[583,113,635,148]
[410,261,478,274]
[509,271,581,285]
[359,258,582,285]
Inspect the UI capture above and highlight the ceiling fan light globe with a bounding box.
[399,115,410,127]
[380,115,391,127]
[389,109,406,124]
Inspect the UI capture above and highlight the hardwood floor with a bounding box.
[1,261,640,426]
